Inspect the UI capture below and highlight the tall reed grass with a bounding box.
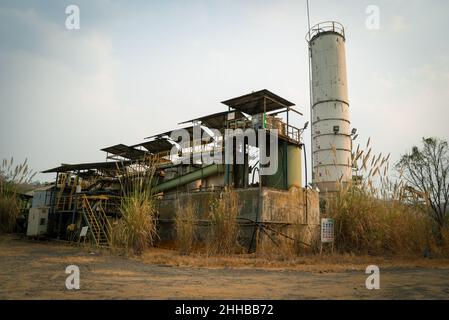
[0,158,36,233]
[207,189,240,255]
[112,156,159,255]
[175,196,197,255]
[325,138,444,256]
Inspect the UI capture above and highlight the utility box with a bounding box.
[27,207,50,237]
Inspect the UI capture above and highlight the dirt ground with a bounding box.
[1,234,449,299]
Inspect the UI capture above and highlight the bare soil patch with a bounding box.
[1,234,448,299]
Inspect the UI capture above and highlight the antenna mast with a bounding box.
[306,0,313,185]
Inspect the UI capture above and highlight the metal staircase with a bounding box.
[80,195,112,247]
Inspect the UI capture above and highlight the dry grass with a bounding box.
[328,186,434,255]
[175,196,197,255]
[0,157,35,233]
[255,230,297,261]
[293,224,321,254]
[140,247,449,272]
[254,223,320,261]
[112,157,159,255]
[0,197,20,233]
[206,190,240,256]
[325,138,448,257]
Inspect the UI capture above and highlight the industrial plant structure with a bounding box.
[28,89,320,250]
[25,21,353,250]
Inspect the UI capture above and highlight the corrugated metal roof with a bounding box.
[42,161,132,173]
[179,110,247,130]
[144,125,212,142]
[221,89,295,115]
[101,144,146,160]
[132,138,174,154]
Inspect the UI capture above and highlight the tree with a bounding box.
[396,138,449,232]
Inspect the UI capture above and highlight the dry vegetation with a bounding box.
[326,138,449,257]
[253,224,320,261]
[140,247,449,272]
[206,190,241,256]
[327,185,435,255]
[175,196,197,255]
[3,137,448,266]
[167,138,449,260]
[0,158,35,233]
[111,157,159,255]
[255,231,298,261]
[0,197,20,234]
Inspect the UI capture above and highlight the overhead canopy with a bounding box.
[101,144,146,160]
[221,89,295,115]
[42,161,132,173]
[179,110,247,130]
[144,126,212,142]
[132,138,174,154]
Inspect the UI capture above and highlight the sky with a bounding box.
[0,0,448,182]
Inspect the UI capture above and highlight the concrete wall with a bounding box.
[261,187,319,225]
[157,188,259,248]
[156,187,320,250]
[260,187,320,247]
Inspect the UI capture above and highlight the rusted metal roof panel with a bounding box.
[221,89,295,115]
[42,161,132,173]
[101,144,146,160]
[179,110,247,130]
[133,138,174,154]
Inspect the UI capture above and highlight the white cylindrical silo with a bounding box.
[306,21,352,193]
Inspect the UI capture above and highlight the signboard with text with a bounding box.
[321,218,334,243]
[80,226,89,237]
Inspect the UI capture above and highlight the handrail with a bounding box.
[287,125,300,143]
[53,193,112,246]
[81,195,102,243]
[306,21,345,42]
[97,204,112,245]
[104,118,304,166]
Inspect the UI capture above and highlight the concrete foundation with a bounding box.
[156,187,320,251]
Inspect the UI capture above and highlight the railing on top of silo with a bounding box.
[306,21,345,43]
